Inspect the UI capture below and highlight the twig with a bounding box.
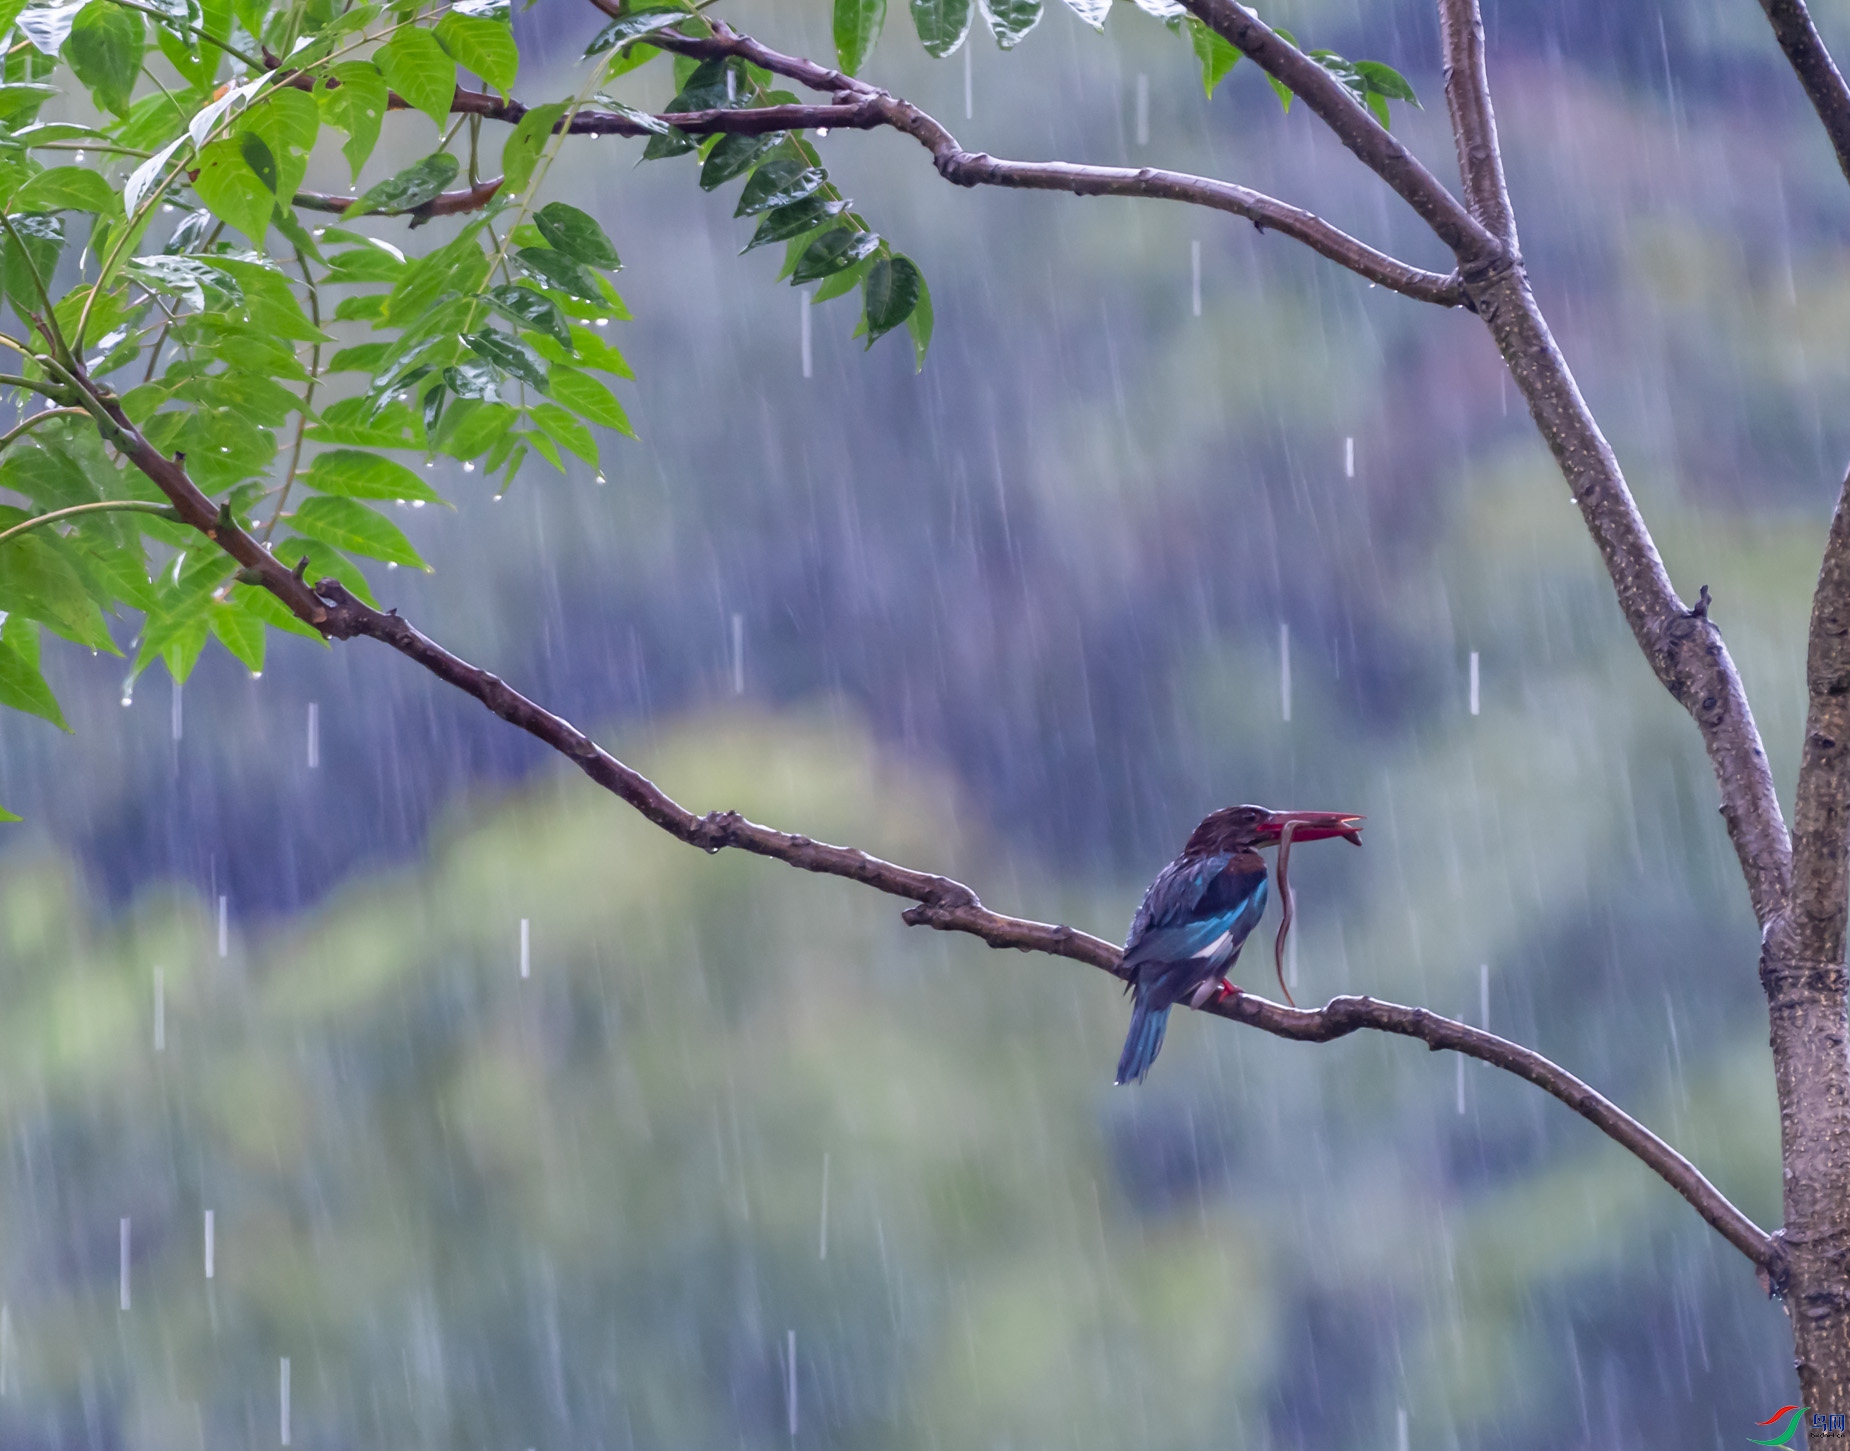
[0,498,174,548]
[1756,0,1850,187]
[1436,0,1518,246]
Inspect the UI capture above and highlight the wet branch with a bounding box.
[58,354,1774,1273]
[1757,0,1850,188]
[299,572,1777,1276]
[292,177,505,221]
[1436,0,1518,246]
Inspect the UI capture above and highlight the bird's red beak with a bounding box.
[1255,809,1364,846]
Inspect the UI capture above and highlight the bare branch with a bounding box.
[1436,0,1518,246]
[44,340,1773,1274]
[1180,0,1498,265]
[1757,0,1850,187]
[291,573,1765,1275]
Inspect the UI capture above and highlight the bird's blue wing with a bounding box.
[1122,855,1267,973]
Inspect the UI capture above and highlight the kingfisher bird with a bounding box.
[1115,804,1363,1085]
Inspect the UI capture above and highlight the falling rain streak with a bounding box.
[280,1357,291,1446]
[170,678,182,741]
[0,1304,11,1396]
[1344,436,1355,478]
[1190,240,1202,317]
[1135,73,1149,145]
[732,612,745,695]
[1469,652,1480,716]
[1279,623,1292,722]
[119,1219,130,1310]
[519,919,530,980]
[153,967,164,1051]
[306,702,319,769]
[785,1329,798,1438]
[204,1210,214,1279]
[818,1152,830,1261]
[962,43,972,119]
[800,293,812,380]
[217,896,228,958]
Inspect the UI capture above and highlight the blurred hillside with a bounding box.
[0,0,1843,1443]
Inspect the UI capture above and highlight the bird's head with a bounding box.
[1183,804,1364,856]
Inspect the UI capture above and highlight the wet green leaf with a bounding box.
[290,495,429,570]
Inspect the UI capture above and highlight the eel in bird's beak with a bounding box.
[1263,811,1364,1009]
[1255,809,1364,847]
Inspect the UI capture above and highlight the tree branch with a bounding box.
[1436,0,1518,246]
[1180,0,1498,265]
[294,576,1765,1276]
[1756,0,1850,187]
[292,177,505,222]
[38,344,1773,1274]
[577,12,1462,306]
[1788,463,1850,963]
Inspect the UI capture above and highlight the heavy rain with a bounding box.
[0,0,1836,1444]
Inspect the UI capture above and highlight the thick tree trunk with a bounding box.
[1763,940,1850,1413]
[1467,261,1850,1415]
[1770,480,1850,1419]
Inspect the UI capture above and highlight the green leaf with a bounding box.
[980,0,1040,49]
[641,126,696,161]
[0,615,67,729]
[464,329,549,391]
[1353,59,1418,104]
[304,397,423,450]
[0,212,60,322]
[289,495,428,570]
[432,397,515,459]
[240,88,319,202]
[1365,89,1389,127]
[863,253,922,344]
[1265,27,1295,111]
[513,246,603,301]
[0,528,115,650]
[527,402,596,465]
[667,57,738,113]
[905,269,933,369]
[342,151,459,219]
[1061,0,1107,30]
[318,61,389,178]
[65,0,143,116]
[534,202,620,269]
[434,10,517,96]
[375,24,455,132]
[191,134,273,245]
[792,226,880,283]
[0,803,18,822]
[1185,16,1239,98]
[523,426,564,472]
[207,600,264,672]
[10,164,117,214]
[588,95,669,134]
[811,251,874,303]
[238,130,278,193]
[735,160,825,217]
[744,191,846,252]
[547,364,631,434]
[483,283,570,346]
[834,0,886,74]
[304,448,446,504]
[910,0,972,58]
[583,6,685,56]
[501,101,565,195]
[699,131,783,191]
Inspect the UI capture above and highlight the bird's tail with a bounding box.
[1115,992,1171,1085]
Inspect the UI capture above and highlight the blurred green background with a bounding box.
[0,0,1842,1443]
